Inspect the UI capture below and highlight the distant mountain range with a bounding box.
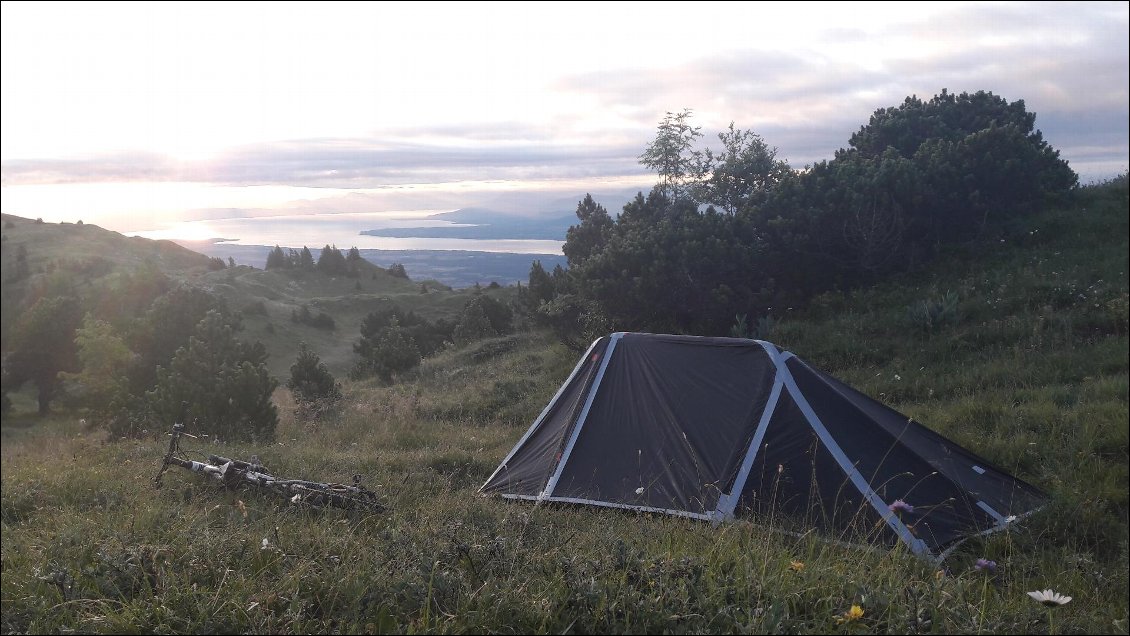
[360,208,577,241]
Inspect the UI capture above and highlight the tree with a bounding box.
[563,194,614,268]
[299,246,316,270]
[466,294,513,334]
[266,245,288,269]
[844,88,1076,236]
[527,260,556,307]
[848,89,1037,159]
[10,243,30,281]
[127,285,233,395]
[57,314,133,421]
[317,245,347,275]
[5,296,83,414]
[147,310,278,442]
[638,109,705,203]
[286,342,342,419]
[355,305,450,358]
[452,299,496,346]
[699,123,791,215]
[352,316,421,383]
[388,263,409,279]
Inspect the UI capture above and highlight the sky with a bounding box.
[1,1,1127,238]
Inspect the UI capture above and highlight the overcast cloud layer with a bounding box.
[1,1,1126,228]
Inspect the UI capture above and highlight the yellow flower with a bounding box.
[789,560,805,572]
[836,604,865,623]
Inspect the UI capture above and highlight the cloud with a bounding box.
[550,2,1128,178]
[2,1,1125,193]
[1,135,652,189]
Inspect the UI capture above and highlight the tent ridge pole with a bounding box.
[714,357,785,521]
[479,336,606,492]
[541,332,624,499]
[766,345,933,557]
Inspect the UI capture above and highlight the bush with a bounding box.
[352,317,421,384]
[286,343,342,420]
[905,291,960,332]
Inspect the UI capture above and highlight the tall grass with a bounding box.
[2,179,1127,634]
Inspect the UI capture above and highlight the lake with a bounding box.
[128,211,565,255]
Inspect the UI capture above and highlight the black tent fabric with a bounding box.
[480,333,1047,557]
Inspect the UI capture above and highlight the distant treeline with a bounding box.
[531,89,1078,344]
[265,244,365,277]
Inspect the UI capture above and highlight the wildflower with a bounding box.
[1027,589,1072,606]
[291,493,302,504]
[260,538,271,551]
[634,487,645,495]
[888,499,914,515]
[975,558,997,573]
[788,560,805,572]
[835,604,865,623]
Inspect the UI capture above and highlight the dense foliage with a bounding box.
[4,295,83,413]
[147,310,278,441]
[543,89,1078,339]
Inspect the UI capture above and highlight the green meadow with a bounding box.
[1,178,1127,634]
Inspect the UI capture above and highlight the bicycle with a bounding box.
[153,421,386,514]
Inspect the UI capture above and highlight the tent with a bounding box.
[480,332,1047,558]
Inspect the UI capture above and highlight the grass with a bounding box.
[2,178,1128,633]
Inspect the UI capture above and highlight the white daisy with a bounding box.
[1027,589,1072,606]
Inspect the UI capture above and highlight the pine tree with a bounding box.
[286,342,342,419]
[299,246,316,270]
[452,299,496,346]
[265,245,287,269]
[147,311,278,441]
[352,317,421,383]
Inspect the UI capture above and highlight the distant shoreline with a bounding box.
[173,240,567,289]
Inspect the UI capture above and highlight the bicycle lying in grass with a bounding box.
[154,421,386,514]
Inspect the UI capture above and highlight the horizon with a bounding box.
[2,1,1127,243]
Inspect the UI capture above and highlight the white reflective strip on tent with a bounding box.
[976,500,1007,524]
[766,346,932,557]
[503,493,714,521]
[541,332,623,499]
[479,336,604,492]
[714,375,784,521]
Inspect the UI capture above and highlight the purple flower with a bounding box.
[888,499,914,515]
[975,558,998,573]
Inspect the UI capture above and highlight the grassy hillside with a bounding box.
[1,214,216,348]
[192,262,517,378]
[1,179,1127,634]
[0,213,519,378]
